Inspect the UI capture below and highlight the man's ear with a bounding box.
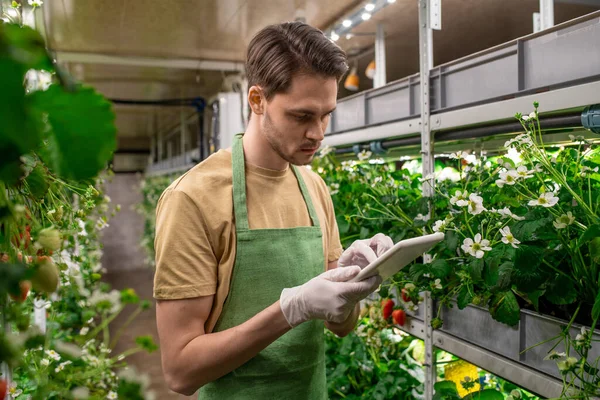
[248,86,265,115]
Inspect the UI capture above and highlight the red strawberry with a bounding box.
[9,280,31,303]
[0,379,6,400]
[401,289,410,302]
[392,309,406,326]
[381,299,394,320]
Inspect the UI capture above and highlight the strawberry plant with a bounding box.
[314,103,600,398]
[1,7,156,399]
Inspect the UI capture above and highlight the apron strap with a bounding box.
[232,134,321,230]
[232,134,250,231]
[291,165,320,228]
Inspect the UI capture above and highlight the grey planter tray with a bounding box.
[440,301,600,381]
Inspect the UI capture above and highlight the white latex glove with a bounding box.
[280,265,382,327]
[338,233,394,269]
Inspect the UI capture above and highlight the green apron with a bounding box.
[198,134,327,400]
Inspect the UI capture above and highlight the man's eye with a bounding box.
[295,114,310,122]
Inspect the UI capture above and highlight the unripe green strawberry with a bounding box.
[31,256,59,293]
[37,227,61,251]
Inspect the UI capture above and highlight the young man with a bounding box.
[154,22,393,398]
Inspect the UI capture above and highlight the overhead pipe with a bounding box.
[333,111,586,156]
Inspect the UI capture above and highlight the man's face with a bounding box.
[260,73,338,166]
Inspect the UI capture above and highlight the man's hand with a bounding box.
[279,265,382,327]
[338,233,394,269]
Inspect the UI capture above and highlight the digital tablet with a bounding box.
[348,232,445,283]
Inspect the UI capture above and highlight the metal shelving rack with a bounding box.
[142,2,600,398]
[326,3,600,399]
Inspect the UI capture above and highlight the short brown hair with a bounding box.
[246,22,348,100]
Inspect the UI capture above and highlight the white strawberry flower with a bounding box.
[406,301,419,312]
[544,350,566,361]
[575,327,589,347]
[9,382,23,397]
[534,164,543,173]
[465,193,486,215]
[521,115,530,121]
[528,192,559,208]
[496,207,525,221]
[528,111,536,120]
[28,0,43,7]
[496,170,519,188]
[318,145,333,157]
[419,173,435,182]
[414,213,430,222]
[41,359,50,366]
[45,349,61,361]
[432,220,447,232]
[500,227,520,248]
[450,151,466,160]
[357,150,372,161]
[432,279,442,290]
[329,182,340,195]
[553,212,575,229]
[461,234,492,258]
[581,166,599,177]
[450,190,468,205]
[557,357,578,372]
[404,283,416,291]
[371,176,383,188]
[516,165,533,179]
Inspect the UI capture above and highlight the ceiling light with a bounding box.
[331,32,340,41]
[365,3,375,11]
[387,0,397,3]
[342,19,352,27]
[361,12,371,21]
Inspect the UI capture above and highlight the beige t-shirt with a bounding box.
[153,149,343,333]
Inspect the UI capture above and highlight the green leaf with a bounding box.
[580,224,600,247]
[431,259,451,279]
[409,263,427,281]
[488,290,520,326]
[590,237,600,264]
[469,258,484,281]
[527,290,543,312]
[484,260,513,292]
[544,275,577,305]
[32,84,117,180]
[336,215,350,234]
[457,285,473,309]
[1,24,54,71]
[593,291,600,321]
[23,163,49,200]
[433,381,460,400]
[513,245,547,292]
[511,218,553,242]
[360,226,370,239]
[445,230,459,252]
[462,389,504,400]
[0,57,41,181]
[378,285,389,299]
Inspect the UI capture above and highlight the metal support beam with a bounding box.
[419,1,435,398]
[540,0,555,30]
[54,51,244,72]
[374,23,387,88]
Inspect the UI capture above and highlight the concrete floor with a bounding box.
[101,173,196,399]
[104,269,196,400]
